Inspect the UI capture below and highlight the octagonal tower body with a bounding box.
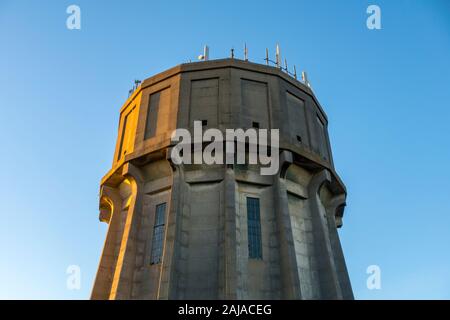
[92,59,353,300]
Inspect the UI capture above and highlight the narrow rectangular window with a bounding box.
[150,203,167,264]
[247,197,262,259]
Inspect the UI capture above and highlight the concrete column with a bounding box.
[274,151,302,299]
[91,186,123,300]
[307,169,343,299]
[109,163,144,299]
[326,195,354,299]
[220,166,238,299]
[160,163,182,299]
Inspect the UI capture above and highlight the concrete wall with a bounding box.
[92,59,352,300]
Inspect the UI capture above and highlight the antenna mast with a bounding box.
[302,71,312,88]
[275,44,281,68]
[244,43,248,61]
[203,45,209,61]
[198,45,209,61]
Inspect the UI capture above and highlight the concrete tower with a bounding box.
[91,59,353,300]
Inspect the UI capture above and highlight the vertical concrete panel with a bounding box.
[306,104,320,156]
[220,168,238,299]
[305,100,330,161]
[286,92,309,147]
[189,78,219,127]
[183,182,222,299]
[117,106,137,161]
[164,166,185,300]
[315,116,330,161]
[144,92,160,139]
[273,177,302,299]
[241,79,269,128]
[132,190,171,299]
[144,87,171,139]
[236,183,280,299]
[288,193,321,299]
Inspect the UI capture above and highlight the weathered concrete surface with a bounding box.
[91,59,353,300]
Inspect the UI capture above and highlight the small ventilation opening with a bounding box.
[201,120,208,126]
[296,135,302,143]
[252,121,260,129]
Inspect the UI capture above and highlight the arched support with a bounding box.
[98,185,123,223]
[328,194,346,228]
[279,150,294,179]
[308,169,331,197]
[99,199,112,223]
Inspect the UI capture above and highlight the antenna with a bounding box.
[302,71,311,88]
[198,45,209,61]
[302,71,307,83]
[134,79,141,89]
[264,47,277,66]
[231,47,235,59]
[263,45,298,80]
[204,45,209,60]
[244,43,249,61]
[275,44,281,68]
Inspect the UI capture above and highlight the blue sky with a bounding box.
[0,0,449,299]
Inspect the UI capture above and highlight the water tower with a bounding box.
[91,57,353,300]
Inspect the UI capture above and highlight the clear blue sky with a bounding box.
[0,0,449,299]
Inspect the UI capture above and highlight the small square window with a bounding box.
[252,122,260,129]
[296,135,302,143]
[202,120,208,126]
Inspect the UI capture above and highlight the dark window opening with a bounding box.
[247,197,262,259]
[150,203,167,265]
